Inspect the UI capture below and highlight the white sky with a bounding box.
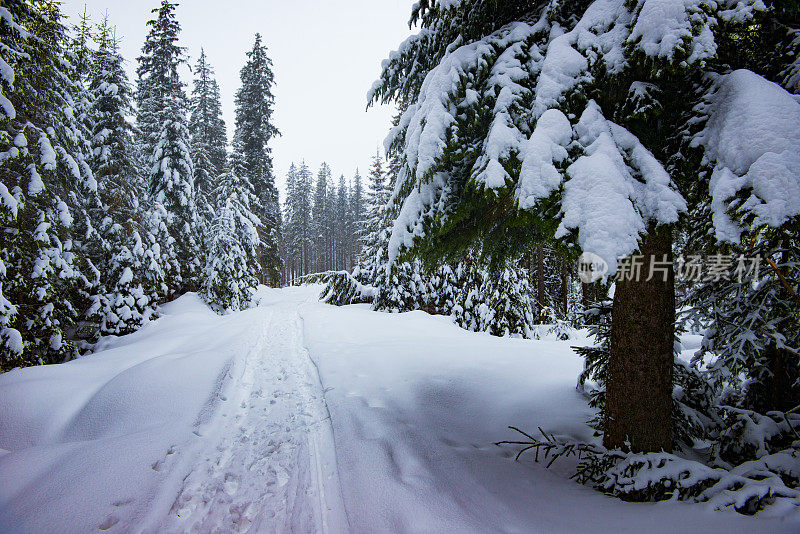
[62,0,416,197]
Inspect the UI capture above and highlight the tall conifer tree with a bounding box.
[233,33,281,286]
[371,0,800,452]
[189,48,227,198]
[136,0,199,294]
[87,16,163,335]
[1,0,95,368]
[311,163,331,272]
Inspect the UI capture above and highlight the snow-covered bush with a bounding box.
[319,271,375,306]
[498,425,800,518]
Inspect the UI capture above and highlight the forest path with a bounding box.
[148,297,348,533]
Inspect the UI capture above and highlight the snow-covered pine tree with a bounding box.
[86,16,162,336]
[137,0,199,295]
[282,163,298,281]
[233,33,281,286]
[296,162,313,275]
[1,0,96,368]
[687,228,800,413]
[478,260,536,338]
[354,150,391,286]
[321,170,336,271]
[202,150,261,312]
[189,48,227,245]
[311,163,331,272]
[334,174,349,270]
[0,0,28,364]
[189,48,227,181]
[349,168,365,255]
[67,5,94,154]
[283,161,314,279]
[371,0,799,452]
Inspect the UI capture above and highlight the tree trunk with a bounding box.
[605,225,674,452]
[760,239,800,412]
[561,259,568,317]
[537,245,545,323]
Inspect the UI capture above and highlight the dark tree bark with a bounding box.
[561,259,569,317]
[537,245,545,323]
[755,344,800,412]
[758,239,800,412]
[605,225,674,452]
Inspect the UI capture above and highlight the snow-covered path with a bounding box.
[1,286,797,533]
[0,290,348,533]
[153,300,347,533]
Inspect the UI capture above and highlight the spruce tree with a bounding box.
[1,0,95,368]
[282,163,300,281]
[189,49,227,179]
[349,168,366,254]
[294,162,313,275]
[86,16,162,335]
[355,151,391,286]
[311,163,331,272]
[282,161,314,279]
[189,48,227,206]
[137,0,199,294]
[233,33,281,286]
[0,0,29,362]
[334,174,348,270]
[202,151,261,312]
[67,5,94,152]
[370,0,800,452]
[188,48,227,261]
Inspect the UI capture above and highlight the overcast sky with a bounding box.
[62,0,416,196]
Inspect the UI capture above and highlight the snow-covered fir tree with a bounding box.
[0,0,96,368]
[282,162,305,281]
[136,0,199,295]
[85,16,162,336]
[349,168,365,251]
[283,161,312,280]
[334,174,349,270]
[687,227,800,413]
[188,48,227,241]
[353,151,390,286]
[189,48,227,183]
[311,162,331,272]
[67,6,94,152]
[0,0,29,365]
[370,0,800,456]
[202,150,261,312]
[233,33,281,286]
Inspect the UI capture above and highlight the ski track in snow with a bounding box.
[148,302,348,533]
[0,292,348,534]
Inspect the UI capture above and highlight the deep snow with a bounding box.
[0,286,796,533]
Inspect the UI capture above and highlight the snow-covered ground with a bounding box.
[0,286,795,533]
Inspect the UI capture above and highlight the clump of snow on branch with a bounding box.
[516,108,572,208]
[693,69,800,242]
[557,102,685,274]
